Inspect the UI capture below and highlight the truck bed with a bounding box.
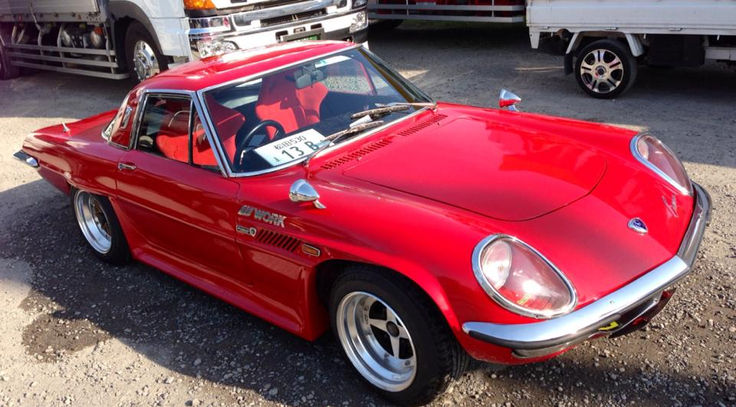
[527,0,736,36]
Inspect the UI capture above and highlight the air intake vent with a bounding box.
[321,138,393,170]
[256,229,301,252]
[398,114,447,136]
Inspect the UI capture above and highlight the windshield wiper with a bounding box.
[303,120,385,169]
[350,102,436,120]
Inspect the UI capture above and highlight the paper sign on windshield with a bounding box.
[254,129,326,166]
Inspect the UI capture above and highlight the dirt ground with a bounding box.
[1,22,735,407]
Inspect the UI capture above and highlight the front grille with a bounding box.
[261,9,326,27]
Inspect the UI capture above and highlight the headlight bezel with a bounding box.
[631,133,692,196]
[472,234,577,319]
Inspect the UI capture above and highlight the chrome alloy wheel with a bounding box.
[74,191,112,254]
[132,40,160,81]
[336,291,417,392]
[579,49,624,94]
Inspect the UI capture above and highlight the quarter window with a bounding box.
[135,94,219,172]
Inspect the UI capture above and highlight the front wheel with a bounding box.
[72,189,131,264]
[329,266,467,405]
[575,39,637,99]
[125,22,167,83]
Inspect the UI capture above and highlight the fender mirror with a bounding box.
[289,179,326,209]
[499,89,522,112]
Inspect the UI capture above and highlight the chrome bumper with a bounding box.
[462,183,711,358]
[13,150,39,168]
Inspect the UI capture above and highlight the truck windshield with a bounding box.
[202,47,432,174]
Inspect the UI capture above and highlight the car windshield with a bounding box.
[202,47,432,174]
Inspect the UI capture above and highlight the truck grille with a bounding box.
[261,9,326,27]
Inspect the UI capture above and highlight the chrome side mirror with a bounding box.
[289,179,326,209]
[499,89,522,112]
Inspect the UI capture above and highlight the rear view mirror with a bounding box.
[295,68,325,89]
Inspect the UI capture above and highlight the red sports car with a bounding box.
[15,41,710,405]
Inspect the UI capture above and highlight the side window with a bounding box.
[136,95,191,163]
[191,110,219,172]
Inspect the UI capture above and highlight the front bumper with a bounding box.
[462,183,711,359]
[188,10,367,60]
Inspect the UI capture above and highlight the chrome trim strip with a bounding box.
[13,150,39,168]
[472,235,577,319]
[630,133,693,196]
[463,182,711,353]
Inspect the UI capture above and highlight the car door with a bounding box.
[114,91,250,286]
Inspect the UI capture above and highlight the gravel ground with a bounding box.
[1,22,735,407]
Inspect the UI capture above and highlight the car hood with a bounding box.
[341,113,607,221]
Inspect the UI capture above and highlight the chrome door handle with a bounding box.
[118,162,137,171]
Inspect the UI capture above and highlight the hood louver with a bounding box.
[321,138,393,170]
[398,114,447,136]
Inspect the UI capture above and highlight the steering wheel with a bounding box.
[237,120,286,166]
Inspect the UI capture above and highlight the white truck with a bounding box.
[367,0,525,28]
[527,0,736,98]
[0,0,368,81]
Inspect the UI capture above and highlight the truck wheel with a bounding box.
[575,39,637,99]
[72,189,131,264]
[329,266,468,405]
[125,22,167,83]
[369,19,402,31]
[0,43,20,80]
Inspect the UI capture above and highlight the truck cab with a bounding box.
[0,0,368,81]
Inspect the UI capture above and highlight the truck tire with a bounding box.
[574,39,637,99]
[0,43,20,80]
[125,22,167,83]
[369,19,402,32]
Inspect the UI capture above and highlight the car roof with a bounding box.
[138,41,356,93]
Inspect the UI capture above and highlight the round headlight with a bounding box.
[632,134,692,195]
[473,235,576,319]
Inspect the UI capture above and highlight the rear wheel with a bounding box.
[575,39,637,99]
[125,22,167,83]
[329,266,467,405]
[72,189,131,264]
[0,43,20,80]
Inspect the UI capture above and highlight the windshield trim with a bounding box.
[195,44,433,178]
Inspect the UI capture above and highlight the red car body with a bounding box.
[17,41,709,369]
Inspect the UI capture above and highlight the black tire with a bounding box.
[71,188,131,264]
[574,39,637,99]
[369,19,403,31]
[124,21,167,83]
[0,43,20,80]
[329,266,468,406]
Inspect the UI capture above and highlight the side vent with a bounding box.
[398,114,447,136]
[256,229,301,252]
[321,138,393,170]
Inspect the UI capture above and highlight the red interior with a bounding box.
[155,98,245,167]
[255,71,327,138]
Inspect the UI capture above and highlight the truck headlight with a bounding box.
[631,134,692,195]
[473,235,577,319]
[195,39,238,59]
[349,11,367,33]
[353,0,368,8]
